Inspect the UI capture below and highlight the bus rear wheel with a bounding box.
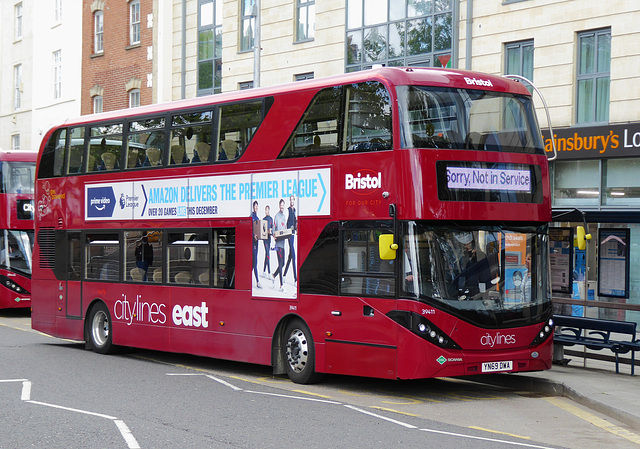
[87,302,118,354]
[283,319,322,384]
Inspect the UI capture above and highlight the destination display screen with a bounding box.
[16,199,34,220]
[437,161,542,203]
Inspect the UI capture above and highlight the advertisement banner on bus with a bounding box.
[84,168,331,221]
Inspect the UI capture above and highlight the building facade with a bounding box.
[171,0,459,98]
[0,0,82,153]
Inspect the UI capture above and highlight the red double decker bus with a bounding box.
[32,68,553,383]
[0,151,36,309]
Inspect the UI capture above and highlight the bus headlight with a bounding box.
[530,317,554,346]
[0,275,30,295]
[387,310,461,350]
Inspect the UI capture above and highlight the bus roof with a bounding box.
[51,67,531,129]
[0,151,38,163]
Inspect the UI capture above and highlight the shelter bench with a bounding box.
[553,315,640,375]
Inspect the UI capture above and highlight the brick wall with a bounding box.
[81,0,155,115]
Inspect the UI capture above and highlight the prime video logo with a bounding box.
[464,77,493,87]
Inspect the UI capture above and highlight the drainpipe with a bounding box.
[465,0,473,70]
[181,0,187,99]
[253,0,261,88]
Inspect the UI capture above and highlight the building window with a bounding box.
[345,0,455,72]
[603,158,640,206]
[93,95,103,114]
[11,135,20,152]
[198,0,222,96]
[240,0,256,51]
[505,40,534,82]
[53,50,62,100]
[295,72,314,81]
[94,10,104,54]
[130,0,141,45]
[55,0,63,22]
[13,64,22,110]
[129,89,141,108]
[15,2,23,40]
[296,0,315,42]
[552,160,600,208]
[577,28,610,124]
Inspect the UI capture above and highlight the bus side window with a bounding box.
[66,127,86,175]
[212,229,235,289]
[88,123,124,172]
[39,128,67,179]
[280,86,342,158]
[341,227,395,297]
[216,101,263,161]
[67,232,82,280]
[85,233,121,281]
[170,111,213,165]
[167,231,209,285]
[344,82,392,152]
[129,117,166,168]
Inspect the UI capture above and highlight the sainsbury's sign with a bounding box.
[542,122,640,160]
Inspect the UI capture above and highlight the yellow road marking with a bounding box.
[468,426,531,440]
[292,389,333,399]
[545,397,640,444]
[0,321,75,341]
[370,406,420,418]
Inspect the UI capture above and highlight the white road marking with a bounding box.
[21,381,31,401]
[115,419,141,449]
[1,378,141,448]
[246,390,342,405]
[343,404,418,429]
[420,428,557,448]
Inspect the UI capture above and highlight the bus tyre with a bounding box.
[87,302,117,354]
[283,319,322,384]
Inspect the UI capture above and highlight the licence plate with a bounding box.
[481,361,513,373]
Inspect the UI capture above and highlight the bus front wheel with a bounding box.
[87,302,117,354]
[283,319,322,384]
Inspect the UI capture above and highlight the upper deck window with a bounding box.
[88,124,124,172]
[37,98,269,179]
[129,117,166,168]
[280,81,392,158]
[170,111,212,164]
[216,101,263,161]
[397,86,544,155]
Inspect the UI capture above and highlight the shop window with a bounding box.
[552,160,600,207]
[603,158,640,206]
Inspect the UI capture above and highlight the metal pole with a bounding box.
[253,0,261,88]
[465,0,473,70]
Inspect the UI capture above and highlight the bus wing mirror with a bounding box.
[574,226,592,250]
[379,234,398,260]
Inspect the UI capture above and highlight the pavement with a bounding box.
[473,351,640,431]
